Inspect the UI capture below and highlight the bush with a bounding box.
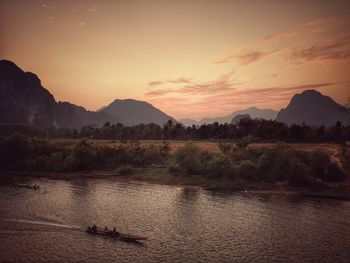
[175,143,202,174]
[0,133,31,170]
[307,152,330,178]
[287,160,310,187]
[217,142,234,154]
[239,160,259,181]
[257,149,289,181]
[68,140,97,170]
[168,163,181,174]
[324,163,346,182]
[207,154,233,178]
[236,136,254,148]
[118,164,134,175]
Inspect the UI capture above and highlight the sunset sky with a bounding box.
[1,0,350,120]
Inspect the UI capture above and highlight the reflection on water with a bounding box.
[0,176,350,262]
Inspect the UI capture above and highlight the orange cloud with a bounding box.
[148,77,191,86]
[256,17,349,45]
[146,71,236,96]
[147,80,342,119]
[291,34,350,63]
[213,49,278,65]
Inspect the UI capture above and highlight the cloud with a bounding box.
[148,77,191,86]
[148,80,164,86]
[291,34,350,63]
[213,49,278,65]
[168,77,191,84]
[146,88,174,96]
[146,71,236,96]
[79,22,86,27]
[256,17,349,45]
[303,17,349,33]
[42,3,56,9]
[146,78,342,119]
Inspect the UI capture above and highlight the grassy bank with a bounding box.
[0,133,349,196]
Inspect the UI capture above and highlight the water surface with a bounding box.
[0,176,350,262]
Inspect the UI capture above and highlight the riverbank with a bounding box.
[2,167,350,201]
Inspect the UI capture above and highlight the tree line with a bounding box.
[1,119,349,142]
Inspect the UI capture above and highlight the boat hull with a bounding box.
[86,229,147,243]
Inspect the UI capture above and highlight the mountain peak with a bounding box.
[277,89,350,126]
[101,98,175,126]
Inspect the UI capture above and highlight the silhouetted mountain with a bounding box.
[276,90,350,126]
[198,107,278,125]
[0,60,113,129]
[100,99,176,126]
[231,114,252,124]
[0,60,57,127]
[55,101,113,129]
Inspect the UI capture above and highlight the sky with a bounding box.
[1,0,350,120]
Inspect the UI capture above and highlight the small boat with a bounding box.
[15,183,40,190]
[86,227,147,243]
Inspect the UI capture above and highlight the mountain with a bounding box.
[231,114,252,124]
[0,60,113,129]
[276,90,350,126]
[55,101,113,129]
[179,118,198,126]
[100,99,175,126]
[0,60,57,127]
[198,107,278,125]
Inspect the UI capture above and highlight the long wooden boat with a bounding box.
[86,228,147,243]
[14,183,40,190]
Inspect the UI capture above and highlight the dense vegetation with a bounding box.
[0,133,170,172]
[2,119,348,143]
[171,142,346,190]
[0,133,346,191]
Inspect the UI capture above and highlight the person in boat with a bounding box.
[113,227,119,237]
[92,224,97,233]
[103,226,109,233]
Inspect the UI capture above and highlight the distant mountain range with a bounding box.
[179,107,278,126]
[1,60,349,129]
[276,90,350,126]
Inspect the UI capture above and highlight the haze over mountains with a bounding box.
[179,107,278,126]
[1,60,349,129]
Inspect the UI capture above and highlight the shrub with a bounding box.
[198,150,215,174]
[168,163,181,174]
[257,149,289,181]
[307,152,330,178]
[287,160,310,187]
[118,164,134,175]
[207,154,233,178]
[217,142,234,154]
[236,136,254,148]
[324,163,346,182]
[68,140,97,170]
[175,143,202,174]
[0,133,31,170]
[239,160,259,181]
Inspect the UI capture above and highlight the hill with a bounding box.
[0,60,113,129]
[276,90,350,126]
[100,99,176,126]
[198,107,278,125]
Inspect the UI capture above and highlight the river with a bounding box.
[0,176,350,262]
